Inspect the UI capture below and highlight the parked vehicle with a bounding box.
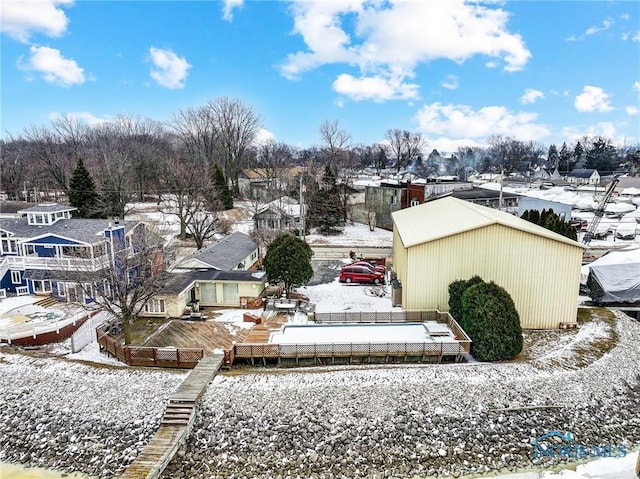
[339,265,385,284]
[351,261,386,274]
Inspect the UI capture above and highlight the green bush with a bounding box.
[461,281,523,362]
[448,275,484,324]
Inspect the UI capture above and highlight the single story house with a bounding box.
[568,169,600,185]
[178,231,258,271]
[140,269,267,318]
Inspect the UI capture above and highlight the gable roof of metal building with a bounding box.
[391,196,584,249]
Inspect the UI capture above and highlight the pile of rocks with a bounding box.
[0,312,638,479]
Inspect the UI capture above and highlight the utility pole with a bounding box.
[299,173,306,242]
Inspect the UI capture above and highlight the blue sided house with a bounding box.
[0,203,144,303]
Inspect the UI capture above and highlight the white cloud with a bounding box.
[427,137,484,153]
[148,47,191,89]
[561,122,618,143]
[279,1,530,101]
[440,75,459,90]
[332,73,419,101]
[0,0,72,43]
[574,86,613,113]
[626,106,639,116]
[633,81,640,94]
[414,102,550,141]
[254,127,275,146]
[633,31,640,42]
[222,0,243,21]
[18,45,85,87]
[520,88,544,104]
[48,111,111,126]
[585,18,613,36]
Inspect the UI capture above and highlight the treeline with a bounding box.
[1,96,638,213]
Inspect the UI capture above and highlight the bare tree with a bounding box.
[168,105,220,166]
[64,224,169,345]
[385,129,426,176]
[319,119,351,168]
[249,140,296,201]
[207,97,262,194]
[188,210,220,250]
[161,155,212,241]
[403,131,426,170]
[91,115,164,218]
[0,136,29,200]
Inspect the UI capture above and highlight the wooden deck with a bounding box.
[120,354,223,479]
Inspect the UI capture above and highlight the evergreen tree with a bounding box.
[547,144,559,169]
[559,142,571,175]
[306,165,345,234]
[520,209,577,241]
[211,163,234,210]
[264,233,313,297]
[448,275,484,323]
[68,158,101,218]
[573,141,584,167]
[461,281,523,362]
[585,137,618,173]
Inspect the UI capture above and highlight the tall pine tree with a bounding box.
[212,164,234,210]
[68,158,101,218]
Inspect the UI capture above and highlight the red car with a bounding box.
[339,265,385,284]
[351,261,386,274]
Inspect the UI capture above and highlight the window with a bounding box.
[57,282,66,297]
[24,244,36,255]
[223,283,239,304]
[1,239,17,254]
[144,299,166,313]
[11,270,21,284]
[410,198,419,207]
[32,280,52,293]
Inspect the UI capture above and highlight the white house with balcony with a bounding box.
[0,203,144,303]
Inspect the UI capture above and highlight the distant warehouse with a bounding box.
[391,197,584,329]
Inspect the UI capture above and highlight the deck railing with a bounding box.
[97,328,204,368]
[0,309,98,344]
[231,310,473,364]
[234,340,468,359]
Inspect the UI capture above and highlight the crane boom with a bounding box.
[582,176,620,245]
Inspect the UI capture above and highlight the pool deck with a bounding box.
[232,314,471,367]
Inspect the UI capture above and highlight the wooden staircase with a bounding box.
[161,401,195,427]
[35,295,58,308]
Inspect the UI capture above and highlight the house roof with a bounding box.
[256,196,301,218]
[18,203,77,214]
[241,166,304,181]
[449,187,520,201]
[569,169,598,178]
[183,231,257,270]
[0,218,139,244]
[392,196,584,249]
[163,269,267,295]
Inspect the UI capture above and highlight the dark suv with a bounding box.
[339,265,385,284]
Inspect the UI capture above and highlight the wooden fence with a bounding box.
[97,328,204,368]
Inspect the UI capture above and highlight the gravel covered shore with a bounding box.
[1,311,639,478]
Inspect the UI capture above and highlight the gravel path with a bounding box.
[0,311,638,478]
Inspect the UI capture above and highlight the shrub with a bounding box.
[448,275,484,324]
[461,281,523,362]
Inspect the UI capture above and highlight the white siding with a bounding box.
[402,224,582,329]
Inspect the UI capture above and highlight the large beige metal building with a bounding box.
[392,197,584,329]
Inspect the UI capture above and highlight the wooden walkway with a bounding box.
[120,354,223,479]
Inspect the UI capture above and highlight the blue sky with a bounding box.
[1,0,639,152]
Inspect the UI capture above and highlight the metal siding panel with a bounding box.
[402,225,582,329]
